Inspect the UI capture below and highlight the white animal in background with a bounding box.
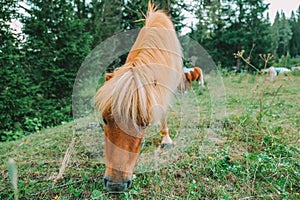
[268,66,277,81]
[276,67,291,73]
[292,66,300,71]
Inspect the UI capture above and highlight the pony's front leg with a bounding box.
[160,122,173,149]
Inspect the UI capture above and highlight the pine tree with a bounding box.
[20,0,92,127]
[88,0,123,48]
[289,6,300,57]
[0,0,38,139]
[277,12,293,57]
[192,0,271,70]
[271,11,293,58]
[271,12,280,56]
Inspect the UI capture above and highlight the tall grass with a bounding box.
[0,74,299,199]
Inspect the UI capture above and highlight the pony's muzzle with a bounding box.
[103,176,132,192]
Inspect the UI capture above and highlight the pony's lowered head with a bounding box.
[95,2,182,192]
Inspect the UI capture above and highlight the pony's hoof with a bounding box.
[161,143,173,149]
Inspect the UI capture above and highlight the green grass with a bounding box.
[1,73,299,199]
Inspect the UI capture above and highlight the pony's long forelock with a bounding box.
[95,3,183,133]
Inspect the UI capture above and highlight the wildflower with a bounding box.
[208,156,213,160]
[25,141,29,145]
[36,130,40,133]
[54,194,59,200]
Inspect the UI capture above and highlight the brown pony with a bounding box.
[95,2,183,192]
[184,66,204,89]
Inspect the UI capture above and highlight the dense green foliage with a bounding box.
[190,0,299,70]
[289,8,300,57]
[1,0,300,141]
[0,0,34,140]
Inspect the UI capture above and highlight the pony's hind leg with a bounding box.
[160,121,173,149]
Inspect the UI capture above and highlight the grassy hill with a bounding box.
[1,73,299,199]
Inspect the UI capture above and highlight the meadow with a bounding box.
[1,72,299,199]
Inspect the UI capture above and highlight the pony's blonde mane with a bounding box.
[95,2,183,131]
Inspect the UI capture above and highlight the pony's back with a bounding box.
[95,3,183,129]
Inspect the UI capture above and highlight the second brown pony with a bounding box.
[184,66,204,89]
